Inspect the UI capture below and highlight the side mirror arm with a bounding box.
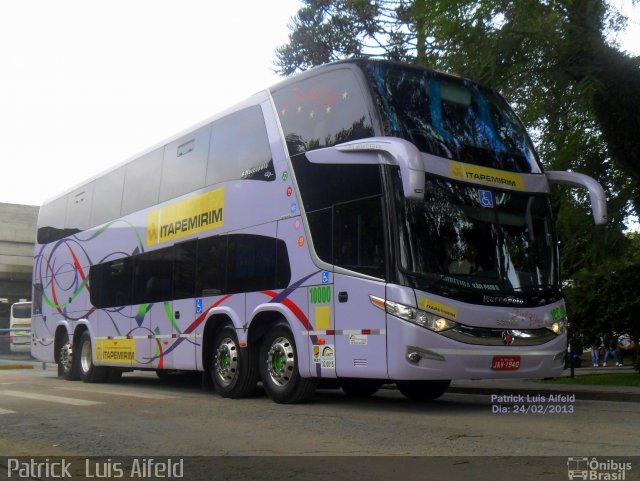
[306,137,425,200]
[546,170,608,225]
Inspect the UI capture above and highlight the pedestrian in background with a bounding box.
[591,333,603,367]
[602,334,619,367]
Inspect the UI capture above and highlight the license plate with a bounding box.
[491,356,521,370]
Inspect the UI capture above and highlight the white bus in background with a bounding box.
[10,301,32,353]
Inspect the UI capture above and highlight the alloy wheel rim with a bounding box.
[215,337,238,386]
[267,336,295,387]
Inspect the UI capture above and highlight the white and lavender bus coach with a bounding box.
[31,60,607,403]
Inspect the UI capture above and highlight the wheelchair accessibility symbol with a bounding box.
[195,298,203,314]
[478,189,494,208]
[322,272,330,284]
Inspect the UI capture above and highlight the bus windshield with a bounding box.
[395,174,559,299]
[365,62,541,174]
[11,303,31,319]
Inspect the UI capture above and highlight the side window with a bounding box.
[291,160,383,269]
[206,106,274,185]
[173,240,197,300]
[307,208,332,264]
[160,126,210,202]
[275,237,292,289]
[122,148,162,215]
[37,195,71,244]
[91,166,125,226]
[95,258,133,308]
[33,283,44,315]
[65,183,94,233]
[132,249,173,304]
[333,197,385,278]
[196,236,227,297]
[227,235,281,293]
[272,67,375,155]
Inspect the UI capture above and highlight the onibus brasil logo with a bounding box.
[567,457,632,480]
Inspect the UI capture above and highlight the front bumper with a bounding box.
[387,315,566,381]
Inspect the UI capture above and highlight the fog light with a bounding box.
[407,352,421,363]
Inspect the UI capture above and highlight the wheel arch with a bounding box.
[201,313,236,374]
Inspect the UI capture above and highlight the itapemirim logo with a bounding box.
[567,457,632,480]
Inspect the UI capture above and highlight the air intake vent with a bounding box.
[353,359,367,367]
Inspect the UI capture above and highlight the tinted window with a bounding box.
[227,235,289,293]
[272,68,375,155]
[365,62,541,173]
[173,240,197,299]
[334,197,385,278]
[91,258,133,308]
[291,159,383,266]
[307,208,332,264]
[292,159,382,212]
[33,284,44,315]
[196,235,227,297]
[132,249,173,304]
[207,106,274,184]
[89,234,291,306]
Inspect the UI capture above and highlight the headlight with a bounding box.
[547,318,567,335]
[369,296,457,332]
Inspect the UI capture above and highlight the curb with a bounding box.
[0,364,34,370]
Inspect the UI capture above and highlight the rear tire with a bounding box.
[340,379,383,397]
[396,380,451,401]
[107,369,123,383]
[58,332,79,381]
[78,331,108,383]
[259,322,317,404]
[210,324,258,398]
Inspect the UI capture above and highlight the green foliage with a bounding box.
[563,235,640,345]
[542,373,640,386]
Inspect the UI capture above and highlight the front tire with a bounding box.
[211,324,258,398]
[259,322,317,404]
[396,380,451,401]
[78,331,108,383]
[340,379,383,397]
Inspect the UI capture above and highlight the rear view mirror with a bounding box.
[546,170,607,225]
[306,137,425,200]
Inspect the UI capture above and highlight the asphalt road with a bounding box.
[0,366,638,480]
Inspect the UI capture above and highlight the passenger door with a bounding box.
[332,196,388,379]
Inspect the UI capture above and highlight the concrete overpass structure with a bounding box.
[0,202,38,321]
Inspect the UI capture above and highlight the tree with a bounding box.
[275,0,640,216]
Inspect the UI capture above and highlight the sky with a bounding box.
[0,0,639,207]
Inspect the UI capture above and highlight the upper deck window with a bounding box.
[272,68,374,156]
[365,63,541,174]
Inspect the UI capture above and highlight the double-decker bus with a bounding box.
[31,59,606,403]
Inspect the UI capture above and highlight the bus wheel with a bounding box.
[58,333,79,381]
[107,369,123,383]
[78,331,108,383]
[340,379,383,397]
[396,380,451,402]
[211,324,258,398]
[259,322,317,404]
